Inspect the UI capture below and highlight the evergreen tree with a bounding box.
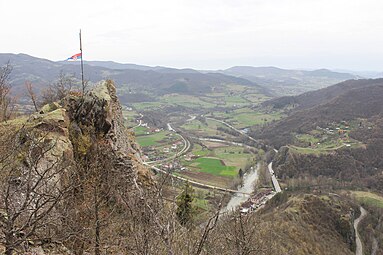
[238,168,244,178]
[176,182,195,226]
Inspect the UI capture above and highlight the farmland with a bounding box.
[123,83,265,190]
[190,157,236,177]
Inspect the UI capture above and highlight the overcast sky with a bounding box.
[1,0,383,71]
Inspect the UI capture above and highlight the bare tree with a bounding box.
[25,81,39,112]
[193,202,221,255]
[0,61,15,121]
[40,71,76,106]
[0,128,74,255]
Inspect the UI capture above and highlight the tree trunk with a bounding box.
[94,188,101,255]
[5,231,14,255]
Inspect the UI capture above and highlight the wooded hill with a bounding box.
[258,78,383,147]
[256,79,383,191]
[0,53,268,101]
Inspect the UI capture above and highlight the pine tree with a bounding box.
[176,182,195,226]
[238,168,244,178]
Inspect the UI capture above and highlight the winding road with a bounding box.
[144,123,250,195]
[354,206,367,255]
[145,124,191,164]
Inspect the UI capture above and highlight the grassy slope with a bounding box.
[352,191,383,208]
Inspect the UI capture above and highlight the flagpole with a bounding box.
[79,29,85,94]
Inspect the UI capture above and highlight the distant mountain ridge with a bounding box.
[221,66,361,96]
[224,66,358,80]
[61,60,200,74]
[0,53,363,100]
[0,53,267,99]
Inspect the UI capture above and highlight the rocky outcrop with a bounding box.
[0,80,152,254]
[61,80,151,182]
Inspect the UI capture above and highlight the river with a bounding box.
[221,163,259,213]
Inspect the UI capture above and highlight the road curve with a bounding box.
[142,120,251,195]
[206,117,258,143]
[194,137,252,148]
[354,206,367,255]
[143,162,250,195]
[146,123,191,164]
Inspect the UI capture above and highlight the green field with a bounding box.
[181,119,230,138]
[133,126,149,136]
[161,94,216,108]
[136,131,169,147]
[231,112,282,128]
[129,84,272,112]
[208,109,283,129]
[186,143,254,175]
[289,144,345,155]
[132,101,166,110]
[290,132,364,155]
[213,146,253,168]
[243,93,270,103]
[122,110,139,127]
[192,157,237,177]
[352,191,383,208]
[192,144,211,157]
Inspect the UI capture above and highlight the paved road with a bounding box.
[143,162,250,195]
[146,124,190,164]
[194,137,252,148]
[206,117,258,143]
[143,123,249,195]
[354,206,367,255]
[140,118,258,195]
[167,123,175,132]
[268,162,282,193]
[130,119,142,129]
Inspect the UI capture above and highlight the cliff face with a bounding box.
[0,80,152,254]
[60,80,150,182]
[18,80,152,186]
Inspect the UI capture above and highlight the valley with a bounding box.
[1,55,383,254]
[2,0,383,253]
